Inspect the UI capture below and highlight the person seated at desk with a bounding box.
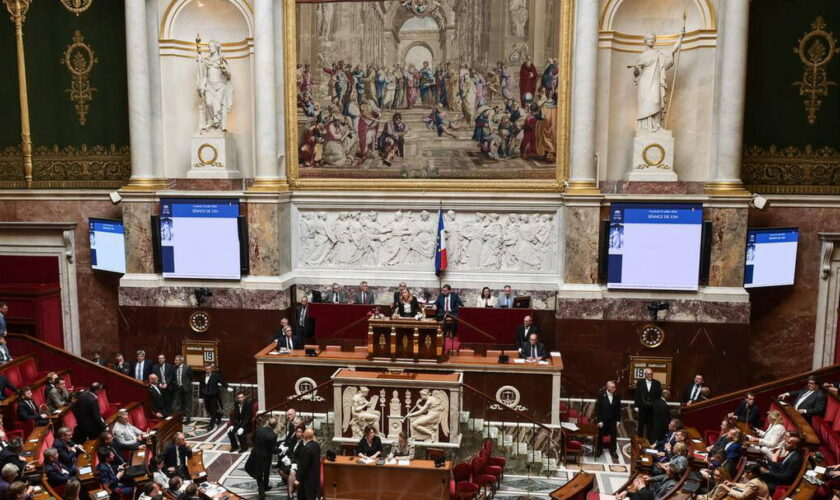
[655,418,684,453]
[356,425,383,459]
[275,326,302,352]
[6,481,34,500]
[271,317,291,342]
[324,282,347,304]
[182,483,200,500]
[433,285,463,337]
[759,436,803,494]
[138,482,161,500]
[47,378,70,412]
[719,464,771,500]
[519,333,547,362]
[55,427,84,469]
[474,287,497,308]
[43,448,77,486]
[388,432,414,460]
[698,464,731,500]
[393,289,423,320]
[17,387,48,427]
[96,447,133,500]
[166,476,188,500]
[497,285,515,308]
[730,392,762,429]
[392,282,408,309]
[778,376,826,423]
[163,432,193,479]
[616,475,654,500]
[355,281,375,305]
[113,409,148,452]
[746,410,785,459]
[515,316,540,352]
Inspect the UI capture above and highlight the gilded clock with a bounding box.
[189,311,211,333]
[638,323,665,348]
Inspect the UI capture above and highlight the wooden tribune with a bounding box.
[367,318,446,362]
[322,456,451,500]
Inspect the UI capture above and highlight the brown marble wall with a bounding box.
[564,202,600,284]
[555,297,750,323]
[121,199,156,274]
[119,285,290,310]
[0,198,122,357]
[247,202,281,276]
[708,207,749,287]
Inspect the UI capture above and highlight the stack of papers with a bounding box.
[561,422,580,431]
[551,351,562,358]
[513,358,526,364]
[815,466,827,474]
[358,457,375,465]
[397,459,410,466]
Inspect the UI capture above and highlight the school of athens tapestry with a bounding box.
[293,0,569,182]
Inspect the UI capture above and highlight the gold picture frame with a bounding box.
[281,0,574,192]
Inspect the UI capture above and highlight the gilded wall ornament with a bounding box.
[0,144,130,188]
[743,144,840,194]
[793,17,839,125]
[61,30,97,126]
[60,0,93,16]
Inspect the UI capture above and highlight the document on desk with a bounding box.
[397,459,410,466]
[560,422,579,431]
[551,351,562,358]
[538,360,549,365]
[358,457,375,465]
[513,358,526,364]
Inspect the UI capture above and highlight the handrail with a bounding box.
[682,363,840,413]
[447,315,496,343]
[461,382,561,436]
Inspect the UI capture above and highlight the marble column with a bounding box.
[273,0,287,179]
[124,0,164,189]
[566,0,600,194]
[707,0,750,195]
[251,0,284,191]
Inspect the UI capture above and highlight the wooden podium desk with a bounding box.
[322,456,452,500]
[256,344,563,425]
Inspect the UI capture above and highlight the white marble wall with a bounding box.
[294,208,559,274]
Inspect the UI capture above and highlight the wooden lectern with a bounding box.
[367,318,447,362]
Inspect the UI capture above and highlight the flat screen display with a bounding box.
[89,218,126,274]
[607,203,703,291]
[160,198,241,280]
[744,228,798,288]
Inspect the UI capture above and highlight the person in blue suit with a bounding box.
[433,285,463,338]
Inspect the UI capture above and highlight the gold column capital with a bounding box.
[248,178,290,193]
[564,180,601,195]
[704,180,751,197]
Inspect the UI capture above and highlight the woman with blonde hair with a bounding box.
[748,410,786,459]
[698,467,732,500]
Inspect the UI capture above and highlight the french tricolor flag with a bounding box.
[435,209,447,276]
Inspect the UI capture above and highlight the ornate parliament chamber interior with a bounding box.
[0,0,840,499]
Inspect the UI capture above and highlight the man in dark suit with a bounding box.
[0,303,7,336]
[324,283,347,304]
[732,392,762,428]
[131,350,153,382]
[682,374,705,405]
[0,438,27,473]
[595,380,622,458]
[518,333,548,361]
[43,447,76,486]
[654,418,683,452]
[779,376,826,423]
[199,364,229,427]
[295,428,321,500]
[171,355,193,423]
[355,281,375,305]
[514,315,540,352]
[91,351,107,367]
[497,285,515,308]
[760,436,803,494]
[148,374,168,418]
[17,387,48,426]
[96,447,133,500]
[650,389,672,443]
[228,391,254,453]
[0,373,18,401]
[433,285,463,338]
[112,353,131,376]
[152,354,175,411]
[71,383,105,443]
[274,326,302,351]
[54,427,84,469]
[162,432,192,479]
[98,432,126,473]
[295,296,315,340]
[634,367,662,440]
[245,417,278,498]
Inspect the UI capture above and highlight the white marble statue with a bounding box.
[342,386,381,438]
[508,0,528,38]
[629,29,684,132]
[197,40,233,132]
[405,389,449,442]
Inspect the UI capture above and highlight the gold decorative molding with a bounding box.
[60,0,92,16]
[282,0,572,192]
[743,145,840,195]
[4,0,34,188]
[61,30,97,126]
[0,144,130,189]
[793,16,839,125]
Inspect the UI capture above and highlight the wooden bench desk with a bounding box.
[322,455,452,500]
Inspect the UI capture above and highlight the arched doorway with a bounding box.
[404,44,434,70]
[398,15,441,69]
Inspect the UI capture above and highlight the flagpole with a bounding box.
[664,8,687,130]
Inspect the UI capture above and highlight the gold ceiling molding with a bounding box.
[61,30,97,126]
[793,16,839,125]
[60,0,93,16]
[0,144,130,189]
[743,145,840,195]
[599,29,717,53]
[159,37,253,59]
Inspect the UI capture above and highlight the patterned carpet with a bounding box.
[183,417,631,500]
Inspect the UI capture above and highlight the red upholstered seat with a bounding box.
[5,366,22,388]
[470,456,497,497]
[773,486,789,500]
[482,439,507,469]
[129,405,153,431]
[819,445,837,466]
[452,463,479,500]
[18,358,40,384]
[31,386,46,408]
[704,430,720,447]
[826,397,839,423]
[97,390,120,418]
[61,410,77,431]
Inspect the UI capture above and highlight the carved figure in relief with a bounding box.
[408,211,436,263]
[515,214,540,271]
[501,213,521,269]
[304,212,334,266]
[479,213,503,269]
[405,389,449,442]
[342,386,381,438]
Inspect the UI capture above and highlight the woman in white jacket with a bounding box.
[474,287,497,308]
[748,410,786,459]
